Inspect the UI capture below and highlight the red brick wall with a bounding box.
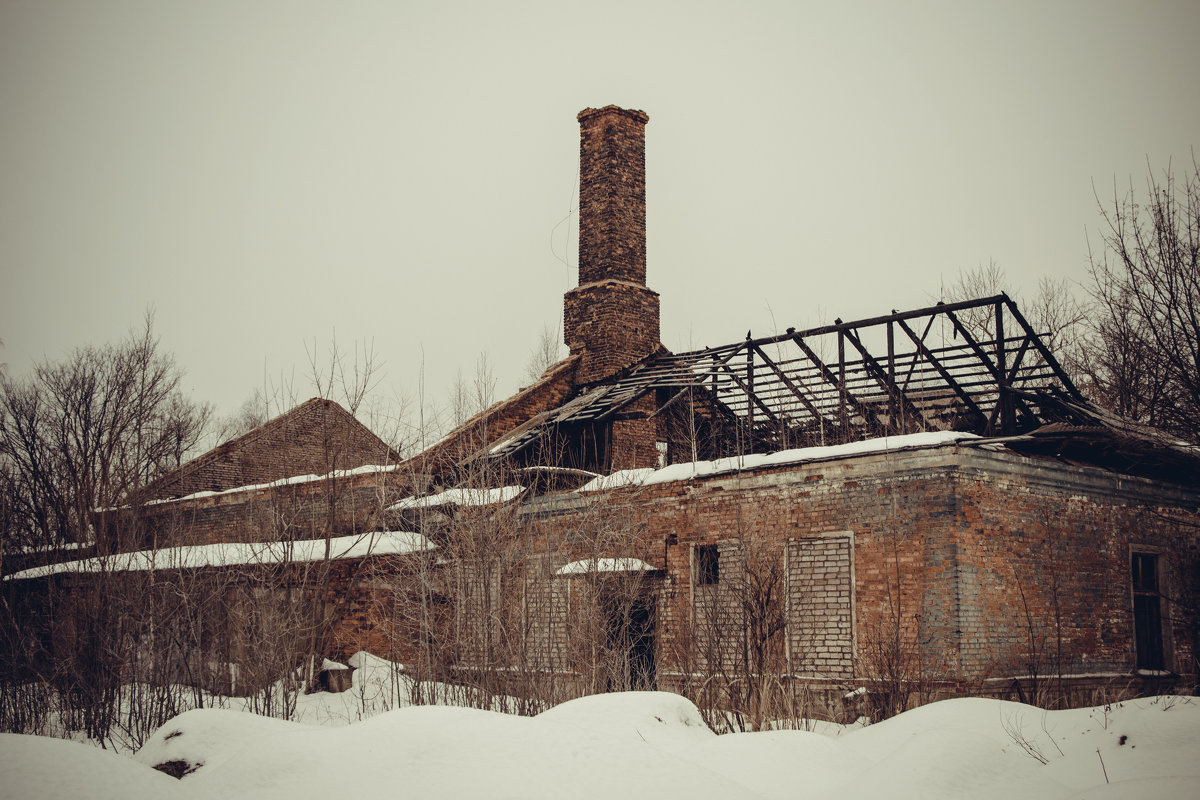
[951,457,1199,681]
[519,444,1200,690]
[324,557,440,666]
[3,554,430,693]
[564,281,660,384]
[74,439,1200,698]
[610,395,662,471]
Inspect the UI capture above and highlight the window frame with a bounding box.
[1130,547,1170,673]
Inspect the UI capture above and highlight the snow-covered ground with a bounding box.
[4,675,1198,799]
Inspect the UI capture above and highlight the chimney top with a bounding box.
[577,105,649,124]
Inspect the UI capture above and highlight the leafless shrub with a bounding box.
[1000,710,1064,765]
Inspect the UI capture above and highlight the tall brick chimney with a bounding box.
[564,106,661,384]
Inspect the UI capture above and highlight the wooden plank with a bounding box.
[790,333,883,429]
[893,317,989,425]
[841,326,931,432]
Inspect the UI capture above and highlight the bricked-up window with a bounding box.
[696,544,719,585]
[786,533,854,680]
[1132,553,1165,671]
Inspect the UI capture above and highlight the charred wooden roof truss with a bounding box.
[486,295,1088,461]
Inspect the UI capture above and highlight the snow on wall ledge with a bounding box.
[577,431,979,492]
[4,530,434,582]
[555,558,658,575]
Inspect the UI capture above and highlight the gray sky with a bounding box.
[2,1,1198,437]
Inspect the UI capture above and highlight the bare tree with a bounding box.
[213,388,271,444]
[940,261,1089,386]
[1085,159,1200,442]
[305,336,381,418]
[674,502,805,733]
[0,313,211,554]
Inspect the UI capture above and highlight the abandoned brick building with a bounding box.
[7,105,1199,714]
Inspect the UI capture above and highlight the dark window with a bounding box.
[696,544,719,585]
[1132,553,1165,671]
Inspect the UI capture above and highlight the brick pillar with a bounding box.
[565,105,661,385]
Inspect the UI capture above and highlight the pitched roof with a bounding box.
[137,397,401,501]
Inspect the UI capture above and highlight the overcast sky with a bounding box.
[2,1,1197,437]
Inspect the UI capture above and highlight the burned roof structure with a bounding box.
[478,292,1187,478]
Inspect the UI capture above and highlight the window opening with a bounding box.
[696,544,719,585]
[1132,552,1165,671]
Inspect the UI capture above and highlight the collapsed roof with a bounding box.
[466,294,1197,484]
[486,295,1079,458]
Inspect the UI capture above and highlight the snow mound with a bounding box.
[8,692,1200,800]
[834,725,1069,800]
[134,708,307,780]
[686,729,862,799]
[1,732,181,800]
[536,691,715,752]
[135,702,755,800]
[1063,776,1200,800]
[803,696,1200,799]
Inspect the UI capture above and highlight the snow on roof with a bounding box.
[388,485,525,511]
[577,431,978,492]
[4,530,434,581]
[576,468,656,493]
[520,466,601,477]
[555,558,658,575]
[161,463,404,504]
[95,464,406,512]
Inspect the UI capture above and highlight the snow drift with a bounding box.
[3,691,1198,800]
